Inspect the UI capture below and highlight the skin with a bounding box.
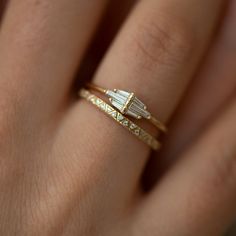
[0,0,235,235]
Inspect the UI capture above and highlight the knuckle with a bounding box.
[129,12,196,69]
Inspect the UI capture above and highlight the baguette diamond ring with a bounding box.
[79,89,161,150]
[87,83,167,133]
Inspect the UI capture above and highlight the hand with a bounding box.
[0,0,235,235]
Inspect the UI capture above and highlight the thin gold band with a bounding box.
[87,83,167,133]
[79,89,161,151]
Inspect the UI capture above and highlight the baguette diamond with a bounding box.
[106,89,151,120]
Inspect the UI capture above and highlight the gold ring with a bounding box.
[79,89,161,151]
[87,83,167,133]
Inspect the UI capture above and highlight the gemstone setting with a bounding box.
[106,89,151,120]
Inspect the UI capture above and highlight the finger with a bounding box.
[0,0,107,120]
[137,99,236,236]
[151,0,236,173]
[94,0,224,122]
[73,0,224,198]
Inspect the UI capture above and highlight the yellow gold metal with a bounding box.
[87,83,107,94]
[79,89,161,151]
[123,92,134,114]
[149,116,167,133]
[86,83,167,133]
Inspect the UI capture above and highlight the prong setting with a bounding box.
[106,89,151,120]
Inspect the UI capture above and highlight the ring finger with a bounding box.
[72,0,224,199]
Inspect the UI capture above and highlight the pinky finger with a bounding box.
[135,98,236,236]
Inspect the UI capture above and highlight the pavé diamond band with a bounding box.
[87,83,167,133]
[79,89,161,151]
